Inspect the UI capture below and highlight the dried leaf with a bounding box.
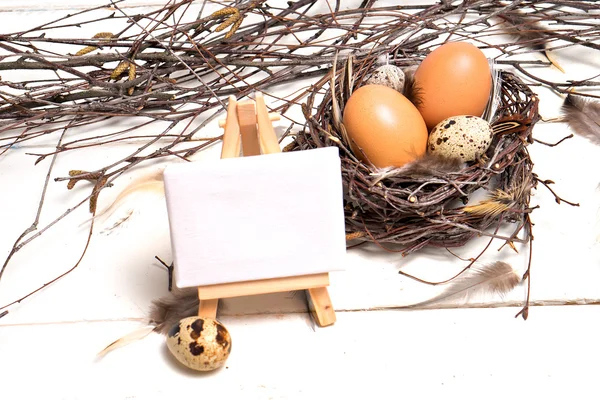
[89,176,108,214]
[110,61,130,81]
[464,200,510,217]
[75,32,114,56]
[75,46,99,57]
[215,13,239,33]
[344,54,354,101]
[92,32,115,39]
[67,170,96,189]
[128,63,136,82]
[225,16,244,38]
[346,231,365,241]
[209,7,238,19]
[127,63,137,96]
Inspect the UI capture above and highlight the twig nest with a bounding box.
[427,115,493,162]
[166,317,232,371]
[292,57,538,254]
[366,64,405,92]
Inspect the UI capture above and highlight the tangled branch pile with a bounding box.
[0,0,598,315]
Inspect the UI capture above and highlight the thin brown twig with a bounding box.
[0,0,596,313]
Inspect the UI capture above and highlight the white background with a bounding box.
[0,1,599,399]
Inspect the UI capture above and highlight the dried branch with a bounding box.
[0,0,597,313]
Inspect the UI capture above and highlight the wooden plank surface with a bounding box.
[0,2,599,399]
[2,306,600,400]
[0,2,597,322]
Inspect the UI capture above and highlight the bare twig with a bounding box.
[0,0,597,313]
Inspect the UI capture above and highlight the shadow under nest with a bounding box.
[288,56,541,258]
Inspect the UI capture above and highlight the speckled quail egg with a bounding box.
[366,64,405,92]
[427,115,493,162]
[166,317,232,371]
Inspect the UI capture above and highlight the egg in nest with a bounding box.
[428,115,493,162]
[414,42,492,130]
[166,317,232,371]
[366,64,405,92]
[343,84,428,168]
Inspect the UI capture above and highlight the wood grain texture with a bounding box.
[3,307,600,399]
[220,96,241,159]
[197,273,329,299]
[307,287,336,326]
[198,298,219,318]
[255,92,282,154]
[237,100,261,157]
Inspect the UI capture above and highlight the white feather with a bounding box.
[97,326,155,358]
[401,261,521,309]
[83,169,166,233]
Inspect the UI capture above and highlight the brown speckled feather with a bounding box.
[402,65,423,108]
[371,152,464,184]
[149,287,200,334]
[562,94,600,144]
[97,288,199,357]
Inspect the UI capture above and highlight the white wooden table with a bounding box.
[1,2,599,399]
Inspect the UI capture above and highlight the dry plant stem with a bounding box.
[0,121,71,282]
[0,0,596,310]
[515,215,534,320]
[533,134,574,147]
[155,256,174,292]
[399,219,504,286]
[535,177,580,206]
[0,216,95,312]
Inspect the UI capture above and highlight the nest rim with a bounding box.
[290,51,540,257]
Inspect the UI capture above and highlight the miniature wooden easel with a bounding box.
[196,93,336,327]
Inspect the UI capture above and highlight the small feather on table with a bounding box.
[401,261,521,309]
[561,94,600,144]
[97,288,199,357]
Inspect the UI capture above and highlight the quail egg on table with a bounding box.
[427,115,493,162]
[166,317,232,371]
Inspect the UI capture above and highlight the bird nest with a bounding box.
[288,55,540,257]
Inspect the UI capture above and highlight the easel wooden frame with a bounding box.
[196,93,336,327]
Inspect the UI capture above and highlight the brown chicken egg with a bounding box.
[413,42,492,130]
[342,84,428,168]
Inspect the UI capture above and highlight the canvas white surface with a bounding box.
[163,147,346,288]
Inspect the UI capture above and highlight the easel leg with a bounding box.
[198,299,219,319]
[307,287,336,327]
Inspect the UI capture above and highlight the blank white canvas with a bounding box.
[163,147,346,288]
